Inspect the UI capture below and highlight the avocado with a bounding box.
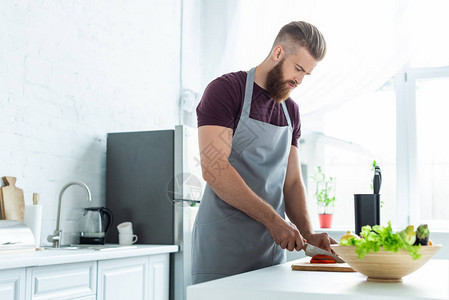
[414,224,430,246]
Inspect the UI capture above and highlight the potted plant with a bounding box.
[311,166,336,228]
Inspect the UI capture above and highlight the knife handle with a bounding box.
[373,166,381,194]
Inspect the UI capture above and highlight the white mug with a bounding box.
[119,233,138,245]
[117,222,133,234]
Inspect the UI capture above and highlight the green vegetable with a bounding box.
[415,224,430,245]
[399,225,416,245]
[340,222,421,260]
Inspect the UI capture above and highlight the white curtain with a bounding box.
[204,0,407,126]
[197,0,449,128]
[194,0,449,130]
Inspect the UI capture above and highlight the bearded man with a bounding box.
[192,21,337,284]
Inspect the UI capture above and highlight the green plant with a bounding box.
[311,166,336,209]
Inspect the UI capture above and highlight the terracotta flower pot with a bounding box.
[319,214,333,228]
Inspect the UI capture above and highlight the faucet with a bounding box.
[47,181,92,248]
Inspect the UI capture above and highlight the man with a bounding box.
[192,21,337,284]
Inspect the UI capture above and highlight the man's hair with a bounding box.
[271,21,326,61]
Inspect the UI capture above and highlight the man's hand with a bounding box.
[304,232,338,254]
[266,216,305,252]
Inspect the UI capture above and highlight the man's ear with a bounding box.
[271,45,284,62]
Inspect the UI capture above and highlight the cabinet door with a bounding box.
[26,261,96,300]
[72,296,96,300]
[0,268,26,300]
[97,256,148,300]
[148,254,169,300]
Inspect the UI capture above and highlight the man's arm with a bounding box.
[198,125,303,250]
[283,145,337,252]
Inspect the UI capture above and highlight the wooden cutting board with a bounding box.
[0,177,25,222]
[291,258,356,272]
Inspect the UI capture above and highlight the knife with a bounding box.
[303,243,345,263]
[373,166,382,194]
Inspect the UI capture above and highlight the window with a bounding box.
[304,67,449,230]
[396,68,449,228]
[416,76,449,225]
[301,0,449,230]
[301,83,397,229]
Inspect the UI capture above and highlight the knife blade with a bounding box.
[303,243,345,263]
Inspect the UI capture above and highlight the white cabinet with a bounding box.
[0,268,26,300]
[97,254,170,300]
[0,252,171,300]
[26,262,96,300]
[148,254,169,300]
[97,256,148,300]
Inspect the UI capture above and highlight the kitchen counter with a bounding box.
[187,257,449,300]
[0,244,178,270]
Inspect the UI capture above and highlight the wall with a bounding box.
[179,0,241,128]
[0,0,181,245]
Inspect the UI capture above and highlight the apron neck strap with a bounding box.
[281,101,292,127]
[242,67,256,118]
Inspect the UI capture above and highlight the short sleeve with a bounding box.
[196,78,240,129]
[292,116,301,147]
[286,99,301,147]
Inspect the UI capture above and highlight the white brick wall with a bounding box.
[0,0,181,245]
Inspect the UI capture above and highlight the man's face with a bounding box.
[266,47,318,103]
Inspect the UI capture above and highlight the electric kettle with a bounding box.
[79,207,113,244]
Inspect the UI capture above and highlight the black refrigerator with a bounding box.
[106,125,204,300]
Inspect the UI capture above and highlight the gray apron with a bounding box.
[192,67,293,284]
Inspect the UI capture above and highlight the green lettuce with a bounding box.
[340,222,421,260]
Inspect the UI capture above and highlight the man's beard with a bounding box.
[265,58,295,103]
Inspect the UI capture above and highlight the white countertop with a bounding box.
[187,258,449,300]
[0,244,178,270]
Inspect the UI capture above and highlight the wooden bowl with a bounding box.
[330,244,442,282]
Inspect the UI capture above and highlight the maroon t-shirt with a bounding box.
[196,71,301,147]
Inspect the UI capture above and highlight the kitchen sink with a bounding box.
[44,244,137,251]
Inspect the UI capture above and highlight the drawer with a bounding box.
[26,261,96,300]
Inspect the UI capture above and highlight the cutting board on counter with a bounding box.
[291,258,356,272]
[0,177,25,222]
